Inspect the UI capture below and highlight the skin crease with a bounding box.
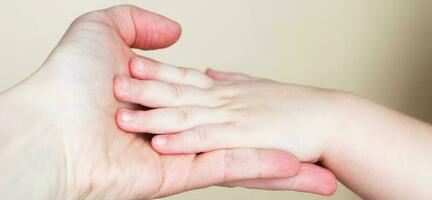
[0,5,338,200]
[115,58,432,199]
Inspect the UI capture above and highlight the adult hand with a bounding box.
[0,5,336,199]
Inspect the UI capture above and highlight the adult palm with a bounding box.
[0,5,335,199]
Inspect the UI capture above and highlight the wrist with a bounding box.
[319,91,367,161]
[320,91,384,167]
[0,80,67,199]
[319,89,432,199]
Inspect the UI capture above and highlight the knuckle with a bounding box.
[179,67,190,81]
[194,128,209,144]
[177,107,193,123]
[212,85,239,101]
[74,10,108,24]
[77,5,134,21]
[170,84,185,104]
[213,106,236,123]
[70,12,114,37]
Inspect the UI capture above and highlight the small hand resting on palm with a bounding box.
[114,56,343,162]
[114,56,432,200]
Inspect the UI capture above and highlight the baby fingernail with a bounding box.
[135,61,147,75]
[154,136,167,146]
[120,109,136,122]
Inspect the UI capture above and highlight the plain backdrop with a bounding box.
[1,1,431,199]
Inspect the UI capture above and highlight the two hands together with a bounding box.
[1,5,432,200]
[0,5,335,199]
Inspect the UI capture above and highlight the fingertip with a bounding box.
[113,74,125,87]
[204,68,217,78]
[115,109,138,132]
[115,108,127,130]
[151,135,171,154]
[156,17,182,48]
[204,68,227,81]
[129,57,141,77]
[152,134,200,155]
[113,75,131,100]
[299,164,338,196]
[153,135,168,146]
[260,150,301,178]
[130,57,153,79]
[316,168,338,196]
[205,68,214,74]
[279,154,301,177]
[129,6,182,50]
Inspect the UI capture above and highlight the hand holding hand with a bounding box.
[0,5,336,199]
[114,54,432,200]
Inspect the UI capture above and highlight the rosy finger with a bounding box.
[184,149,300,190]
[220,163,337,196]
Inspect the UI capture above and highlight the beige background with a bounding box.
[1,0,431,199]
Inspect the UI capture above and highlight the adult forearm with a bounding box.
[323,94,432,199]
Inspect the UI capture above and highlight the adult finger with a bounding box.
[220,163,337,196]
[70,5,181,50]
[154,149,300,198]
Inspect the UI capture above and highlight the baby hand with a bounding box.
[115,57,344,162]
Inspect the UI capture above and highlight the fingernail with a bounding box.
[132,58,147,75]
[153,136,167,146]
[117,75,132,90]
[120,109,136,122]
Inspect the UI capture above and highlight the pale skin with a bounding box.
[114,57,432,199]
[0,5,338,200]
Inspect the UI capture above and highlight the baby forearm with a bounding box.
[323,94,432,199]
[110,65,432,199]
